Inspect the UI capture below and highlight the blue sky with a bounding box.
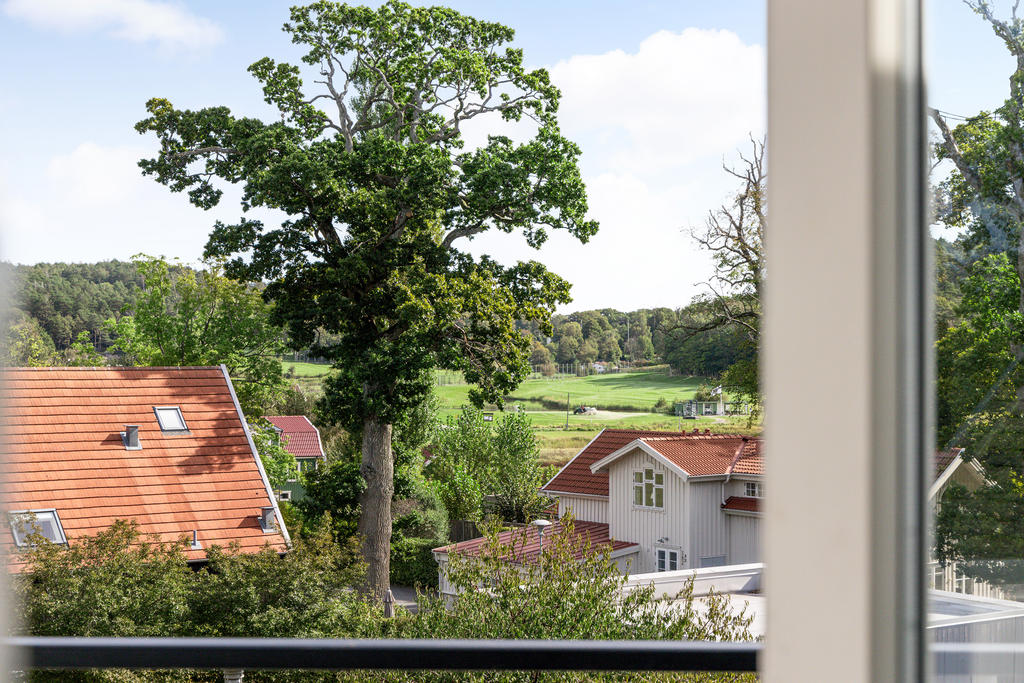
[0,1,1009,311]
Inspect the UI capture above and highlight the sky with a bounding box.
[0,0,1010,312]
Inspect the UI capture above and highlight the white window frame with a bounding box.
[765,0,927,680]
[9,508,68,547]
[0,2,932,679]
[655,548,679,572]
[632,468,664,509]
[744,482,763,498]
[153,406,189,433]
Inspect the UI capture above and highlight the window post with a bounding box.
[764,0,927,681]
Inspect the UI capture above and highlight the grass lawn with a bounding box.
[282,361,333,378]
[435,369,710,412]
[282,360,758,468]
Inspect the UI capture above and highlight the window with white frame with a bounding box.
[656,548,679,572]
[633,468,663,509]
[153,406,188,432]
[744,482,763,498]
[9,509,67,546]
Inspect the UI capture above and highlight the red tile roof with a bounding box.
[2,366,288,568]
[543,429,762,496]
[433,520,636,563]
[263,415,324,459]
[722,496,761,513]
[935,448,964,481]
[638,435,762,477]
[542,429,701,497]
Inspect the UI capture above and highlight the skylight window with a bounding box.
[154,406,188,432]
[9,509,67,546]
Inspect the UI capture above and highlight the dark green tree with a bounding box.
[135,1,596,597]
[929,1,1024,587]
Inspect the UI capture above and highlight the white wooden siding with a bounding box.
[689,481,729,565]
[557,495,608,523]
[727,513,761,565]
[607,448,688,573]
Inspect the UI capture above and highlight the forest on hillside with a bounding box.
[0,259,763,380]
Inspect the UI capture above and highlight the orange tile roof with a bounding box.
[638,435,763,477]
[263,415,324,459]
[433,520,637,563]
[2,366,288,569]
[722,496,761,513]
[543,429,761,496]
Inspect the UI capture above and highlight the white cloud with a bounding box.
[0,142,283,266]
[3,0,223,50]
[463,28,765,311]
[549,29,764,174]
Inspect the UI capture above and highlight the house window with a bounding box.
[700,555,727,568]
[656,548,679,572]
[278,490,292,502]
[9,509,67,546]
[299,459,318,473]
[153,406,188,432]
[633,468,663,509]
[744,482,763,498]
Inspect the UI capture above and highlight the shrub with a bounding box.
[390,536,440,588]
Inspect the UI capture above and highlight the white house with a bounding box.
[435,429,994,598]
[432,429,762,595]
[927,448,1001,598]
[541,428,763,573]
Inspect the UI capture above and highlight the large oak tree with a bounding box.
[136,1,597,597]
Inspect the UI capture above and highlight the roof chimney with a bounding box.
[704,429,711,435]
[691,428,700,436]
[122,425,140,450]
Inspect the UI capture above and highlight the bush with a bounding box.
[653,396,670,413]
[390,536,440,588]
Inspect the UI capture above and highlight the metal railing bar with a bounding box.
[6,637,760,672]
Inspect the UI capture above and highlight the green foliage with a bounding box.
[1,260,143,350]
[249,420,299,490]
[432,460,485,521]
[105,255,287,414]
[13,519,376,639]
[297,457,366,541]
[60,330,105,366]
[14,516,752,682]
[934,254,1024,586]
[1,313,56,366]
[390,535,440,588]
[400,516,756,682]
[13,520,193,638]
[427,407,546,522]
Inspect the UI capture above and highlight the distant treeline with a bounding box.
[0,260,762,378]
[1,261,144,351]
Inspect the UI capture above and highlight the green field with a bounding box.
[280,361,759,467]
[435,369,709,413]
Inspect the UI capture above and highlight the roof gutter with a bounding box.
[219,364,292,548]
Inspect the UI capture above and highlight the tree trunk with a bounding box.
[358,417,393,601]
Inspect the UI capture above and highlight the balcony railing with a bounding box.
[6,637,760,673]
